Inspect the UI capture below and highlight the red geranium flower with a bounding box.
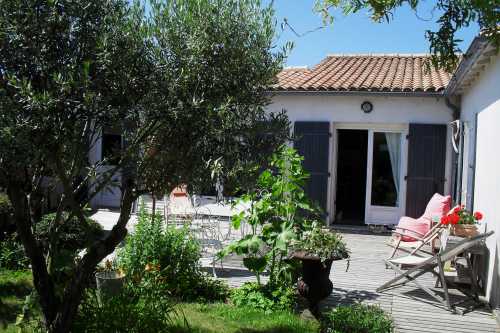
[453,206,461,214]
[449,213,460,225]
[474,212,483,221]
[441,215,449,225]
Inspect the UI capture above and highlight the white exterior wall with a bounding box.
[267,94,454,225]
[459,54,500,308]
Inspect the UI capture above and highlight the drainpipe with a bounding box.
[445,96,462,205]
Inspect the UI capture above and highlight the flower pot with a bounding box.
[95,271,125,304]
[451,224,479,238]
[292,251,334,317]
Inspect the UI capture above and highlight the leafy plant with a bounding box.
[440,205,484,225]
[292,223,350,263]
[72,287,173,333]
[34,212,104,297]
[117,205,229,302]
[0,192,12,215]
[323,304,394,333]
[230,282,297,314]
[0,192,14,240]
[221,145,317,287]
[35,212,104,253]
[0,233,29,270]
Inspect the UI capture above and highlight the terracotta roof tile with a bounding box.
[273,55,452,93]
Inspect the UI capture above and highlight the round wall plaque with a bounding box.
[361,101,373,113]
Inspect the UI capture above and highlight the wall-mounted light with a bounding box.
[361,101,373,113]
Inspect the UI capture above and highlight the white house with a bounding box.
[266,39,500,311]
[88,34,500,314]
[445,35,500,313]
[267,54,455,227]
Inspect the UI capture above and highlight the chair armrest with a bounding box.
[392,227,426,241]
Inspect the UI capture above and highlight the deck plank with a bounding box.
[218,230,500,333]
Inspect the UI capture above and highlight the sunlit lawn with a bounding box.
[0,270,319,333]
[170,303,319,333]
[0,269,34,332]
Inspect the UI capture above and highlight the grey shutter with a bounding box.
[293,122,330,216]
[406,124,447,218]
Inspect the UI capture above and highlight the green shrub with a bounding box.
[230,282,296,313]
[0,192,13,215]
[0,192,15,240]
[35,212,103,252]
[0,233,29,270]
[72,287,173,333]
[117,206,229,302]
[323,304,394,333]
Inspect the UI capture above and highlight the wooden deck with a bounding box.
[216,231,500,333]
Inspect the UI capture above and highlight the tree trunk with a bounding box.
[9,177,138,333]
[7,184,59,326]
[49,186,136,333]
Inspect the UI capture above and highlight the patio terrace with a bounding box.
[218,230,500,333]
[91,198,500,333]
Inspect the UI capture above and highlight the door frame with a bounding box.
[331,123,408,225]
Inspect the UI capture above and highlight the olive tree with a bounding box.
[315,0,499,71]
[0,0,288,331]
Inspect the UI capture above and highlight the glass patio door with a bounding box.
[365,130,404,225]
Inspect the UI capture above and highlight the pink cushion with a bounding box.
[396,216,430,241]
[422,193,452,221]
[395,193,451,242]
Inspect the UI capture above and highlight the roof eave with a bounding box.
[445,36,498,96]
[266,89,445,98]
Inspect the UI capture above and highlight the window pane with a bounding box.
[102,133,122,165]
[371,132,399,206]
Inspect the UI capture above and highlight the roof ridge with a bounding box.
[283,66,309,70]
[326,53,432,57]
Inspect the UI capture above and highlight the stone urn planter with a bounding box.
[95,271,125,304]
[292,251,335,317]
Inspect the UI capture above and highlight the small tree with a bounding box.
[221,146,318,287]
[0,0,289,331]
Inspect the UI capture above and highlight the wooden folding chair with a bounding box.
[378,231,494,314]
[388,220,445,259]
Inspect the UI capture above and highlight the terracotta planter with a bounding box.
[451,224,479,238]
[293,251,334,317]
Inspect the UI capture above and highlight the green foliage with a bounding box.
[293,223,350,262]
[72,287,173,333]
[0,234,29,270]
[0,0,288,329]
[0,192,15,241]
[0,193,12,215]
[170,302,320,333]
[34,213,103,294]
[117,205,229,302]
[230,282,297,314]
[323,304,394,333]
[221,145,317,287]
[315,0,499,72]
[35,213,103,253]
[0,270,38,331]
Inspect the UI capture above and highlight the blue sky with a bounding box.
[270,1,479,67]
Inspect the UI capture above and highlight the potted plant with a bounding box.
[95,260,125,304]
[440,205,484,237]
[292,224,350,317]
